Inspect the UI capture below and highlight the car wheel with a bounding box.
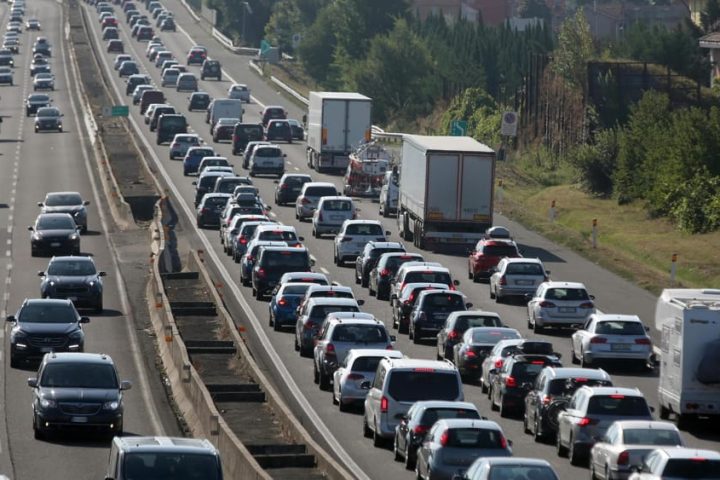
[533,318,544,333]
[95,299,103,314]
[405,447,416,470]
[10,354,18,369]
[318,369,330,391]
[659,404,670,420]
[499,399,511,418]
[372,424,384,447]
[255,288,263,301]
[294,335,300,352]
[411,327,421,345]
[580,350,592,368]
[556,432,568,457]
[495,289,503,303]
[489,286,496,299]
[361,276,368,288]
[338,396,349,412]
[273,317,282,332]
[313,363,319,384]
[393,437,403,462]
[33,414,45,440]
[533,416,545,442]
[523,413,532,434]
[363,416,372,438]
[569,437,585,466]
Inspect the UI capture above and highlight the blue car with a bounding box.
[183,146,216,176]
[268,282,313,331]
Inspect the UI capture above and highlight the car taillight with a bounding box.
[380,396,388,413]
[277,297,287,306]
[539,301,555,308]
[239,236,247,244]
[245,255,253,262]
[542,395,551,405]
[464,350,476,358]
[577,417,597,427]
[505,376,517,387]
[413,425,429,436]
[499,276,507,285]
[447,330,459,341]
[635,338,651,345]
[201,208,208,214]
[318,212,323,222]
[347,373,364,381]
[439,429,450,446]
[326,343,335,354]
[495,359,504,369]
[590,336,607,344]
[449,283,456,291]
[341,237,353,242]
[579,302,594,309]
[301,197,310,204]
[499,433,508,449]
[380,268,390,277]
[256,268,266,277]
[280,184,288,190]
[617,451,629,465]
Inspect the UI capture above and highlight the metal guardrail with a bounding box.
[270,75,309,106]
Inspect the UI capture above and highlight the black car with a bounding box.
[252,246,312,300]
[200,59,221,80]
[408,290,470,343]
[31,64,52,78]
[436,311,505,362]
[196,193,232,228]
[156,113,187,144]
[102,26,119,40]
[33,44,51,57]
[0,52,14,67]
[118,60,139,77]
[368,252,424,301]
[39,256,105,312]
[149,105,176,132]
[193,172,229,207]
[287,119,305,140]
[126,73,151,96]
[489,352,562,417]
[28,352,131,439]
[453,327,522,382]
[39,191,90,232]
[7,299,89,367]
[26,93,51,116]
[188,91,211,111]
[160,17,176,31]
[264,119,293,143]
[29,213,80,256]
[274,173,312,206]
[231,123,264,155]
[34,106,63,133]
[354,241,406,288]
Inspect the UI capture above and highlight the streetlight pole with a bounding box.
[241,1,247,46]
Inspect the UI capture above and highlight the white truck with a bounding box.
[397,135,495,250]
[656,288,720,426]
[306,92,372,173]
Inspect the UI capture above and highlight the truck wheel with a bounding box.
[659,404,670,420]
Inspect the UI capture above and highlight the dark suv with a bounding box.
[200,59,221,80]
[489,352,562,418]
[252,246,312,300]
[28,352,131,439]
[7,298,90,367]
[408,290,470,343]
[354,241,406,288]
[156,114,187,144]
[231,123,264,155]
[39,256,106,312]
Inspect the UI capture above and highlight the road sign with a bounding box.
[501,111,518,137]
[111,106,129,117]
[260,39,271,55]
[450,120,467,136]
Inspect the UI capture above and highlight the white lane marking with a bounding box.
[293,166,299,171]
[320,267,329,275]
[4,252,9,258]
[269,211,277,218]
[64,7,165,436]
[90,23,369,476]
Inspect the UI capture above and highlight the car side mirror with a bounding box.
[83,200,90,205]
[283,154,287,157]
[265,205,272,211]
[357,299,365,306]
[488,368,497,375]
[390,335,396,342]
[385,230,391,237]
[120,380,133,391]
[589,294,595,300]
[28,226,33,231]
[191,181,197,185]
[645,325,650,332]
[649,406,655,413]
[27,378,38,388]
[80,316,91,324]
[453,279,460,286]
[507,439,513,447]
[38,271,45,276]
[309,258,316,267]
[273,180,279,184]
[553,352,562,359]
[360,381,371,390]
[37,202,43,207]
[6,315,15,322]
[98,271,107,277]
[545,270,551,276]
[297,236,304,242]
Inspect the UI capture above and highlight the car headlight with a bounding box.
[69,234,78,241]
[69,331,83,340]
[48,281,55,287]
[103,397,121,410]
[39,398,56,409]
[11,329,27,341]
[32,232,42,240]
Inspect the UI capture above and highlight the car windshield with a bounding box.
[505,263,544,275]
[483,244,519,256]
[512,362,551,380]
[594,321,645,335]
[622,428,682,446]
[259,230,297,242]
[162,117,186,128]
[444,428,505,449]
[488,466,558,480]
[350,356,385,372]
[263,251,309,269]
[217,180,244,194]
[37,216,75,229]
[236,125,262,137]
[47,260,96,276]
[331,325,387,343]
[18,303,76,323]
[122,453,220,480]
[470,329,521,344]
[420,408,480,425]
[284,176,310,187]
[387,371,459,402]
[586,395,650,416]
[456,315,503,330]
[406,271,452,285]
[661,459,720,478]
[345,224,384,236]
[384,255,423,270]
[369,248,403,259]
[281,285,311,296]
[37,108,59,117]
[176,136,198,144]
[424,294,464,309]
[309,290,353,299]
[255,148,282,158]
[40,363,118,389]
[308,305,358,320]
[45,193,82,206]
[545,288,589,301]
[203,197,228,208]
[547,378,612,396]
[190,149,214,158]
[305,186,337,197]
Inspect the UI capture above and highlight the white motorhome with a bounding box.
[655,288,720,425]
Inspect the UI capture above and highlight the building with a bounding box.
[410,0,513,25]
[581,2,689,40]
[700,32,720,86]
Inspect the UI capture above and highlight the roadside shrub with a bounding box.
[569,128,618,197]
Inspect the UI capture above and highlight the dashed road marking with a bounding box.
[320,267,330,275]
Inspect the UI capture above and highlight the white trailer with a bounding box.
[655,288,720,426]
[306,92,372,173]
[397,135,495,250]
[209,99,243,133]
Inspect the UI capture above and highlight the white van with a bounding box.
[362,358,463,446]
[656,288,720,426]
[208,98,243,133]
[378,168,399,217]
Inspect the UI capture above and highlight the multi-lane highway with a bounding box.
[75,1,720,479]
[0,0,181,478]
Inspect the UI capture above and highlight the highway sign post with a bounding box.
[102,106,129,117]
[501,111,518,137]
[450,120,467,136]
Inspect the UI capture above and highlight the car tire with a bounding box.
[533,318,544,333]
[489,286,496,299]
[372,425,384,448]
[10,354,18,369]
[659,404,670,420]
[571,347,580,365]
[33,414,45,440]
[499,399,511,418]
[569,438,585,466]
[313,363,319,384]
[363,416,372,439]
[95,299,103,314]
[405,448,416,470]
[580,350,592,368]
[255,288,263,301]
[361,276,368,288]
[318,369,330,391]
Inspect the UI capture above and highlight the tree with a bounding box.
[264,0,302,52]
[332,0,410,59]
[517,0,551,22]
[552,10,593,89]
[297,4,338,83]
[702,0,720,32]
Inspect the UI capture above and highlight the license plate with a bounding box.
[51,242,61,247]
[559,307,576,313]
[71,417,88,423]
[516,279,533,285]
[611,343,631,351]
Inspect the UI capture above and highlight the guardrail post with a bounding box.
[591,218,598,249]
[670,253,678,285]
[548,200,556,222]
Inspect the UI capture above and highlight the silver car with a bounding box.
[527,281,595,332]
[176,72,198,92]
[556,386,653,466]
[169,134,202,160]
[312,196,355,237]
[489,257,549,303]
[590,420,684,480]
[415,419,512,480]
[334,349,405,411]
[39,192,90,232]
[227,83,250,102]
[571,314,653,368]
[460,457,559,480]
[333,220,389,265]
[0,66,14,85]
[294,182,338,221]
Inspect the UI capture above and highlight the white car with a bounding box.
[590,420,684,480]
[248,145,285,178]
[161,68,180,87]
[294,182,338,221]
[312,196,355,238]
[227,83,250,102]
[527,281,595,332]
[628,447,720,480]
[462,457,559,480]
[489,257,549,303]
[333,349,403,411]
[571,314,653,369]
[113,54,132,69]
[478,338,524,393]
[333,220,389,266]
[169,134,202,160]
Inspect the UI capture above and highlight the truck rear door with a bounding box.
[322,100,346,152]
[460,154,493,223]
[346,100,371,151]
[426,154,459,221]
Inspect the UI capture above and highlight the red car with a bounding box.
[467,238,521,282]
[101,16,118,29]
[187,48,207,65]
